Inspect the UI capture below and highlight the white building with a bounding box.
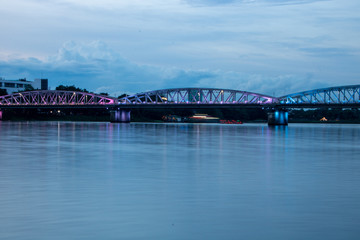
[0,78,48,94]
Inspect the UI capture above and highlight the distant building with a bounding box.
[0,78,48,94]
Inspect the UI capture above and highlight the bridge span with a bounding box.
[0,85,359,125]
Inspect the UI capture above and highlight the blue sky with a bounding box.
[0,0,359,96]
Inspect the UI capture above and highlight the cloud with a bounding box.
[0,0,359,100]
[0,41,330,97]
[299,47,355,57]
[183,0,327,6]
[260,0,329,5]
[184,0,236,6]
[1,0,359,79]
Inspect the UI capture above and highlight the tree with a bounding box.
[24,84,35,91]
[56,85,88,92]
[0,88,8,96]
[118,94,129,99]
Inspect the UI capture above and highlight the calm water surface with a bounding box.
[0,121,359,240]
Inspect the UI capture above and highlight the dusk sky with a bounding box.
[0,0,359,96]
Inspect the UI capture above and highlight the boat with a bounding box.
[187,114,220,123]
[162,115,183,122]
[220,120,243,124]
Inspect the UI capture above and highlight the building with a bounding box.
[0,78,48,94]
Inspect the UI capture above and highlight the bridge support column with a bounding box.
[268,109,288,125]
[110,109,131,123]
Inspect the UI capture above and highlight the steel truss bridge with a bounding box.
[0,85,359,124]
[0,85,359,108]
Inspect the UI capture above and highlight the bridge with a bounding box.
[0,85,359,125]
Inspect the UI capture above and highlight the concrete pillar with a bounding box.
[0,110,2,120]
[268,110,288,125]
[110,109,131,123]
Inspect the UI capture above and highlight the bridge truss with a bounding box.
[278,85,360,106]
[119,88,276,105]
[0,90,115,106]
[1,85,359,109]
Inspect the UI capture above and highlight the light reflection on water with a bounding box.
[0,121,360,240]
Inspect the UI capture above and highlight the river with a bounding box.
[0,121,359,240]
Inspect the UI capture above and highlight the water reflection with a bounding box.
[0,122,359,240]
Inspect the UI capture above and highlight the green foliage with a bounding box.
[13,84,35,94]
[289,108,360,122]
[0,88,8,96]
[56,85,88,92]
[1,108,110,121]
[24,84,34,91]
[118,94,129,99]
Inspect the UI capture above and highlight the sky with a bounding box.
[0,0,359,97]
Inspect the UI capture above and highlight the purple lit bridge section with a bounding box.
[0,90,116,106]
[116,88,279,124]
[119,88,276,106]
[0,90,119,121]
[114,88,278,124]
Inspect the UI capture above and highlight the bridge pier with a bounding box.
[110,109,131,123]
[268,109,288,125]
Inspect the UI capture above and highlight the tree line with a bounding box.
[0,84,114,96]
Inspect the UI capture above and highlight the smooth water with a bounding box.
[0,121,359,240]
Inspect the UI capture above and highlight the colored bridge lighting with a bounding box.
[0,86,359,115]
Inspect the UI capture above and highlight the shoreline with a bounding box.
[1,117,360,124]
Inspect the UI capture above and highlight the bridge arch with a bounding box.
[0,90,116,106]
[119,88,276,105]
[278,85,360,105]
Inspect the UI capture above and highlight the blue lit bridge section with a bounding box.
[278,85,360,106]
